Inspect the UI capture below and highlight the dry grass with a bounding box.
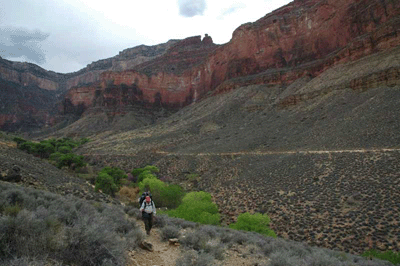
[118,186,140,203]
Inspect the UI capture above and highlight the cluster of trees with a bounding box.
[14,137,89,169]
[13,136,276,238]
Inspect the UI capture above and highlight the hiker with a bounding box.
[140,196,156,235]
[139,191,152,208]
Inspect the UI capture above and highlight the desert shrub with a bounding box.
[180,230,209,250]
[229,212,276,238]
[198,225,218,238]
[175,250,215,266]
[3,204,22,216]
[138,177,184,209]
[362,250,400,264]
[152,213,168,228]
[125,206,141,218]
[161,225,180,241]
[0,182,144,266]
[203,242,225,261]
[186,173,199,181]
[95,172,119,196]
[167,191,220,225]
[167,217,197,229]
[219,227,251,246]
[79,137,90,145]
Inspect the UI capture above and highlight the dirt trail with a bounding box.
[84,147,400,157]
[128,223,181,266]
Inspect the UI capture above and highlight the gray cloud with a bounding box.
[178,0,207,17]
[0,27,49,64]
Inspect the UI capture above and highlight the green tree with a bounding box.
[58,146,72,154]
[95,173,118,196]
[18,141,37,154]
[36,141,56,158]
[99,167,127,186]
[132,165,159,183]
[229,212,276,237]
[138,177,184,209]
[56,153,86,169]
[167,191,220,225]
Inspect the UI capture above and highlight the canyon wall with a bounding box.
[1,0,400,131]
[65,0,400,115]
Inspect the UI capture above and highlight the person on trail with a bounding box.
[140,195,156,235]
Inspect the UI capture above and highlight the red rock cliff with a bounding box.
[65,0,400,113]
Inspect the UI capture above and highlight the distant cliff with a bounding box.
[1,0,399,132]
[0,39,181,131]
[65,0,400,114]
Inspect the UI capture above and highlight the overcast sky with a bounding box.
[0,0,291,74]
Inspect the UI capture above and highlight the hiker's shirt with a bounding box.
[140,201,156,215]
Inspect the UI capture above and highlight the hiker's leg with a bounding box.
[143,217,150,233]
[148,214,153,232]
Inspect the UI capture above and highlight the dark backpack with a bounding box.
[139,192,152,207]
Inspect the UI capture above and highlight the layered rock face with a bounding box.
[0,58,64,91]
[63,35,218,115]
[0,40,180,131]
[1,0,400,131]
[65,0,400,116]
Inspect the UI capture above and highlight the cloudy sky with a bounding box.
[0,0,291,74]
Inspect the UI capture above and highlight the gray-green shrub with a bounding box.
[0,182,144,266]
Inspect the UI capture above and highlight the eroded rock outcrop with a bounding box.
[64,0,400,116]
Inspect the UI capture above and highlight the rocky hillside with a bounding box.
[74,45,400,255]
[1,0,400,257]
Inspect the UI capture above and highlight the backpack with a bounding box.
[139,192,152,207]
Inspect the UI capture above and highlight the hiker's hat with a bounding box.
[145,196,151,202]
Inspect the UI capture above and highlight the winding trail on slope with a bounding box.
[84,147,400,157]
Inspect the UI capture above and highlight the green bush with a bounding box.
[138,177,184,209]
[362,250,400,264]
[49,152,63,161]
[36,141,56,158]
[99,167,127,186]
[58,145,72,154]
[13,137,27,146]
[56,153,86,169]
[95,172,119,196]
[132,165,159,183]
[16,137,90,160]
[167,191,220,225]
[0,182,143,265]
[229,212,276,238]
[18,141,37,154]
